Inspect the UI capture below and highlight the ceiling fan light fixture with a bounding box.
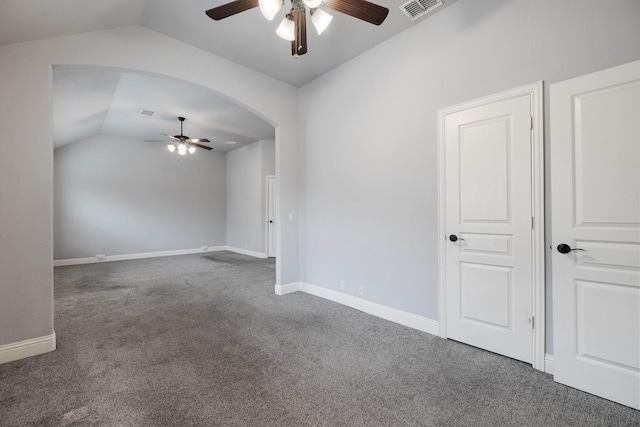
[303,0,323,8]
[259,0,283,20]
[177,142,188,155]
[276,15,296,41]
[188,146,196,154]
[168,144,177,153]
[311,8,333,35]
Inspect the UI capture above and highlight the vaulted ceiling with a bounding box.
[1,0,455,149]
[52,66,275,151]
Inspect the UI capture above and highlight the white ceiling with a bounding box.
[2,0,454,150]
[53,66,275,152]
[1,0,456,87]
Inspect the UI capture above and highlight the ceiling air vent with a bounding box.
[400,0,443,21]
[138,108,157,117]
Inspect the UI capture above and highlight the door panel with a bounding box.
[460,262,512,329]
[444,94,533,363]
[459,118,510,222]
[551,59,640,409]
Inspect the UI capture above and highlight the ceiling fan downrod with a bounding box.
[291,0,307,58]
[177,116,186,138]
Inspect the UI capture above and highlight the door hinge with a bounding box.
[530,116,534,130]
[532,216,534,229]
[530,316,535,329]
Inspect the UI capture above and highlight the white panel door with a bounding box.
[444,94,533,363]
[551,60,640,410]
[267,176,276,258]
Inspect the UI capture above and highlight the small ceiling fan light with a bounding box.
[303,0,323,8]
[259,0,283,20]
[177,142,188,155]
[168,144,177,152]
[276,15,295,41]
[311,8,333,35]
[188,146,196,154]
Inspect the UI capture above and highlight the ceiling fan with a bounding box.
[149,117,213,155]
[205,0,389,58]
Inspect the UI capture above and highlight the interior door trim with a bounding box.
[437,81,545,371]
[265,175,276,258]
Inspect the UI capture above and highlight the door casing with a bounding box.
[437,81,545,371]
[266,175,276,258]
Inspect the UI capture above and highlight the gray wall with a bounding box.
[298,0,640,353]
[0,26,299,348]
[226,140,275,254]
[54,134,227,259]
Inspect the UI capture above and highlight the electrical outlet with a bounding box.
[288,212,295,222]
[339,280,346,290]
[358,285,364,296]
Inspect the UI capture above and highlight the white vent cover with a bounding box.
[138,108,157,117]
[400,0,443,21]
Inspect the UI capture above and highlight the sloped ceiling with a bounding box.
[1,0,456,87]
[2,0,455,149]
[53,66,275,151]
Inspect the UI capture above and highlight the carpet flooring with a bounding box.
[0,251,638,426]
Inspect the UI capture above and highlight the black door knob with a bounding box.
[557,243,586,254]
[449,234,458,242]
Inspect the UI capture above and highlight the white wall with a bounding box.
[54,135,227,260]
[298,0,640,352]
[0,26,298,348]
[226,139,275,255]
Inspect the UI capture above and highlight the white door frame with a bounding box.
[437,81,546,371]
[265,175,276,258]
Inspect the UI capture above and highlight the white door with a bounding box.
[551,60,640,410]
[442,93,534,363]
[266,176,276,258]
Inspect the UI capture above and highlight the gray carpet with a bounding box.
[1,252,638,426]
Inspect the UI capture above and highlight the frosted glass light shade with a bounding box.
[304,0,323,8]
[177,143,187,155]
[311,8,333,35]
[259,0,283,20]
[276,16,295,41]
[188,146,196,154]
[168,144,177,152]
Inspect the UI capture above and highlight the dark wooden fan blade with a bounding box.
[161,133,180,141]
[291,8,307,57]
[206,0,259,20]
[188,138,211,143]
[189,142,213,150]
[323,0,389,25]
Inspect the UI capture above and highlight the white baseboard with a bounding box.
[275,281,440,336]
[225,246,267,259]
[275,282,302,295]
[54,246,227,267]
[54,257,96,267]
[0,333,56,365]
[544,353,554,375]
